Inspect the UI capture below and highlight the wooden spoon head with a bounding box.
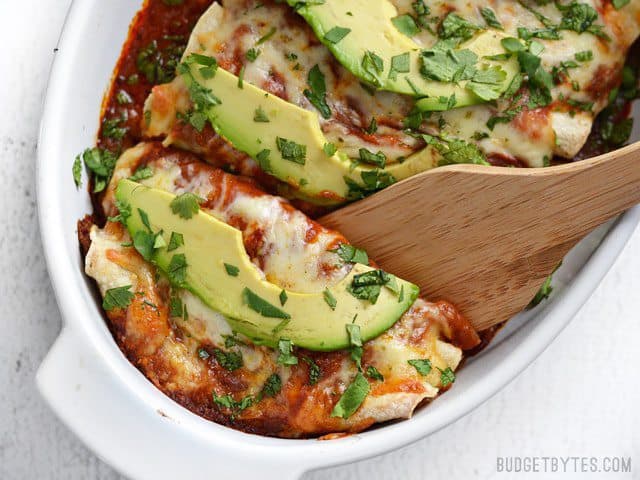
[320,142,640,331]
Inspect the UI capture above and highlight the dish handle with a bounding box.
[37,327,309,480]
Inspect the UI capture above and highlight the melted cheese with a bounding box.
[85,142,470,436]
[144,0,640,174]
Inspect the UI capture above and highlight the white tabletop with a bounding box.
[0,1,637,479]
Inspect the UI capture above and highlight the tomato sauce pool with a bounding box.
[97,0,212,153]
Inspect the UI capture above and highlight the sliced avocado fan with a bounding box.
[179,57,440,205]
[116,179,419,351]
[286,0,518,109]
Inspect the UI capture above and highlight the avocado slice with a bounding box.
[286,0,518,107]
[181,61,439,205]
[116,179,419,351]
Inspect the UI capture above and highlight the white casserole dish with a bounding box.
[36,1,640,479]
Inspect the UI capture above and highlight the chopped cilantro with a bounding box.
[439,13,479,41]
[261,373,282,397]
[276,137,307,164]
[330,372,370,419]
[279,289,288,306]
[304,64,331,119]
[366,365,384,381]
[344,169,396,200]
[408,358,432,375]
[72,155,82,187]
[213,348,243,371]
[530,274,553,306]
[242,288,290,319]
[480,7,503,29]
[389,52,410,80]
[332,244,369,265]
[575,50,593,62]
[253,106,270,122]
[392,14,420,37]
[358,148,386,168]
[346,323,363,368]
[213,393,254,416]
[324,26,351,43]
[256,149,271,172]
[302,356,321,385]
[167,232,184,252]
[439,367,456,386]
[102,285,134,311]
[169,295,183,317]
[128,165,153,182]
[79,148,117,193]
[362,51,384,86]
[108,198,131,225]
[256,26,277,45]
[277,338,298,365]
[613,0,630,8]
[323,289,337,310]
[133,230,156,261]
[246,48,261,62]
[116,90,133,105]
[167,254,188,286]
[364,117,377,134]
[137,39,185,85]
[224,263,239,277]
[323,142,337,156]
[347,269,391,304]
[170,192,203,219]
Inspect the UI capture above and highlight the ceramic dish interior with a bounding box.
[36,1,640,479]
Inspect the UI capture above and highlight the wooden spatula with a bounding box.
[320,142,640,331]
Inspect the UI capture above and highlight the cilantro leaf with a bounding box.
[242,288,291,319]
[439,367,456,386]
[277,338,298,365]
[358,148,386,168]
[213,348,243,371]
[261,373,282,397]
[170,192,203,219]
[279,289,288,306]
[102,285,134,311]
[224,263,239,277]
[347,269,391,304]
[439,13,479,41]
[129,165,154,182]
[302,356,321,385]
[167,232,184,252]
[323,142,337,156]
[330,372,370,419]
[323,289,337,310]
[80,148,117,193]
[256,26,277,45]
[276,137,307,164]
[392,14,420,37]
[72,155,82,187]
[253,106,270,122]
[169,295,183,317]
[133,230,156,261]
[366,365,384,381]
[408,358,432,375]
[303,65,331,119]
[389,52,410,80]
[167,253,188,286]
[324,26,351,44]
[480,7,503,29]
[332,244,369,265]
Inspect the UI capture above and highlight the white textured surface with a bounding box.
[0,1,638,479]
